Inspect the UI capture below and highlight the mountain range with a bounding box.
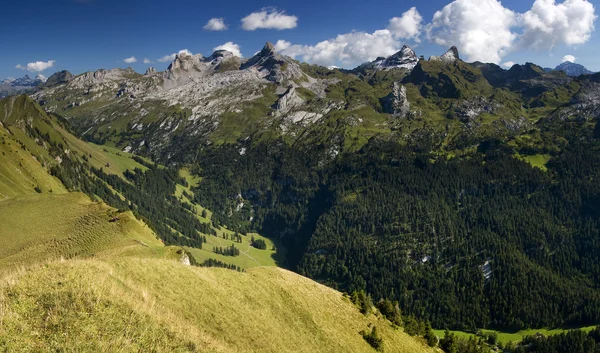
[2,41,600,352]
[0,74,46,98]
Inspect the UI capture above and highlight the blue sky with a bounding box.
[1,0,598,79]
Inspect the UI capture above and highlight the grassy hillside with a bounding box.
[0,123,66,199]
[0,95,147,181]
[0,192,165,272]
[0,257,436,353]
[0,191,434,352]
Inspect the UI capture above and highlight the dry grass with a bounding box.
[0,258,436,353]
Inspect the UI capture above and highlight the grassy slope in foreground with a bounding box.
[0,193,435,353]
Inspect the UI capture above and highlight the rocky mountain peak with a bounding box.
[553,61,594,77]
[42,70,74,88]
[360,45,419,71]
[262,42,276,55]
[207,50,236,63]
[384,45,418,69]
[430,46,460,63]
[166,52,205,80]
[241,41,303,84]
[443,46,460,61]
[145,67,157,75]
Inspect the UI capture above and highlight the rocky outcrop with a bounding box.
[453,96,498,123]
[274,86,304,114]
[382,82,410,117]
[145,67,157,75]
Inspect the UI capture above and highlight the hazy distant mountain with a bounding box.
[0,74,45,98]
[548,61,594,77]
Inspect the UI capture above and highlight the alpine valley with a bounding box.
[2,42,600,353]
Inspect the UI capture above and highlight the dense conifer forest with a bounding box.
[192,118,600,331]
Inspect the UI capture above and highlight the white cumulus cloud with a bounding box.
[213,42,243,58]
[241,8,298,30]
[279,29,399,67]
[502,61,516,68]
[520,0,597,50]
[15,60,56,72]
[204,18,228,31]
[158,49,193,63]
[124,56,137,64]
[388,7,423,41]
[427,0,518,63]
[143,58,153,64]
[562,54,576,62]
[274,40,291,52]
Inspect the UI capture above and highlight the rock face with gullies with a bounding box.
[145,67,157,76]
[382,82,410,117]
[273,86,304,115]
[549,74,600,122]
[430,46,460,63]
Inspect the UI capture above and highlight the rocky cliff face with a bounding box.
[382,82,410,117]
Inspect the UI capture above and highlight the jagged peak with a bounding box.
[443,46,460,61]
[262,42,275,54]
[398,45,416,57]
[145,67,157,75]
[429,46,460,63]
[362,45,418,71]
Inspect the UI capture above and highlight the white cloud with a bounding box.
[124,56,137,64]
[562,54,576,62]
[241,8,298,30]
[388,7,423,41]
[279,29,399,67]
[15,60,56,72]
[274,40,291,52]
[158,49,193,62]
[427,0,517,63]
[264,0,597,68]
[502,61,516,68]
[143,58,153,64]
[520,0,597,50]
[204,18,228,31]
[213,42,243,58]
